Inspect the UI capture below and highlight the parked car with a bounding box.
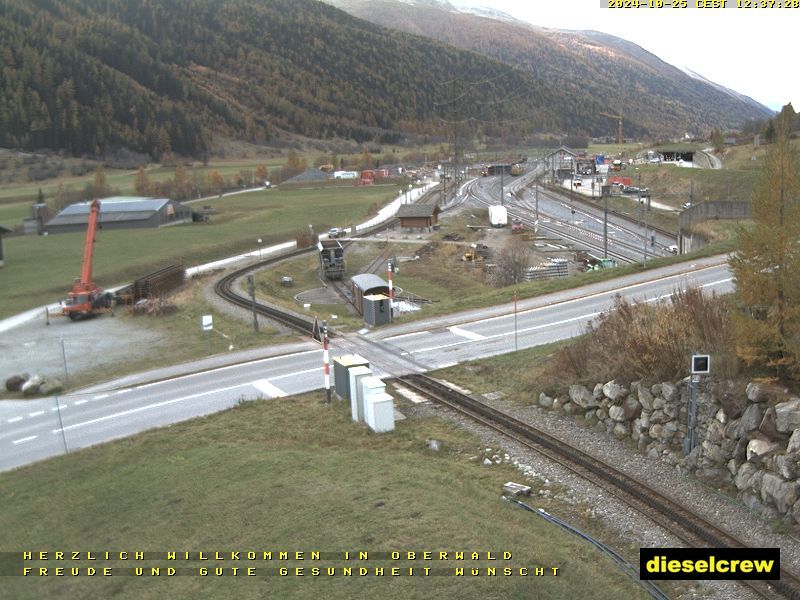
[328,227,344,238]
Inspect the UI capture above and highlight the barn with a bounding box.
[397,204,440,230]
[46,197,194,234]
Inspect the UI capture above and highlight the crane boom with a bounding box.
[63,199,109,320]
[80,199,100,285]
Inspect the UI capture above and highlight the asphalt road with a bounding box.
[1,256,732,473]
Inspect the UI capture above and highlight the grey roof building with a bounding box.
[46,197,194,234]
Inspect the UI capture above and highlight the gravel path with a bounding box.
[408,392,798,600]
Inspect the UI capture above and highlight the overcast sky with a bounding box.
[453,0,794,113]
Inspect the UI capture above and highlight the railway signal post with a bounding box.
[323,320,331,404]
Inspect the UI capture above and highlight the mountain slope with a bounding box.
[0,0,550,158]
[324,0,773,138]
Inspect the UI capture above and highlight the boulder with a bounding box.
[663,402,679,420]
[5,374,28,392]
[761,473,800,514]
[636,383,654,411]
[788,429,800,453]
[633,414,650,433]
[595,407,608,421]
[608,405,627,422]
[701,440,726,465]
[727,458,738,477]
[592,383,604,400]
[622,397,642,420]
[776,452,800,480]
[747,439,780,462]
[775,398,800,433]
[568,385,597,409]
[552,397,566,412]
[745,381,771,403]
[562,401,577,415]
[742,490,779,520]
[652,395,666,411]
[602,380,627,401]
[648,423,664,440]
[538,392,553,409]
[715,408,727,425]
[39,377,64,396]
[758,407,780,439]
[612,422,630,439]
[21,375,43,396]
[705,420,726,445]
[739,404,763,433]
[650,409,670,424]
[660,381,679,403]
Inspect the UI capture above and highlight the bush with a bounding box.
[546,287,737,384]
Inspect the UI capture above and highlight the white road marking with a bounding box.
[12,436,37,445]
[130,349,321,391]
[251,379,287,398]
[94,394,109,400]
[29,411,45,417]
[52,382,252,434]
[449,326,486,341]
[269,367,320,381]
[384,330,430,342]
[74,400,88,405]
[116,389,132,394]
[7,417,23,424]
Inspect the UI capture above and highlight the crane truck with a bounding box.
[62,199,112,320]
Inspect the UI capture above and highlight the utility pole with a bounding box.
[247,274,259,332]
[500,165,505,206]
[638,170,648,267]
[603,190,609,260]
[387,259,394,321]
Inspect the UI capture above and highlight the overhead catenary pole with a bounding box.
[387,259,394,321]
[603,190,609,260]
[323,320,331,403]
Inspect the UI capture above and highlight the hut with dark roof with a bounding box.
[397,204,440,230]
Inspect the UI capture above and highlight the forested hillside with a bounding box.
[0,0,559,158]
[0,0,773,160]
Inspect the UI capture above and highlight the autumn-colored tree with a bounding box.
[173,165,191,200]
[207,170,225,196]
[134,166,153,196]
[729,115,800,380]
[255,165,268,184]
[85,165,111,199]
[284,150,307,178]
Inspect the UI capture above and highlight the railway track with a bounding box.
[214,247,326,338]
[213,182,449,335]
[399,373,800,600]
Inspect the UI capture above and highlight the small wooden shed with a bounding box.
[397,204,440,229]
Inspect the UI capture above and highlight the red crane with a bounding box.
[63,199,110,320]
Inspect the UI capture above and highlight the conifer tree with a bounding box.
[729,115,800,379]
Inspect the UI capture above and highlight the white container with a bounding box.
[348,366,372,422]
[365,392,395,433]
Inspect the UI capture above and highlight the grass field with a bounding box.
[0,185,397,319]
[0,390,653,600]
